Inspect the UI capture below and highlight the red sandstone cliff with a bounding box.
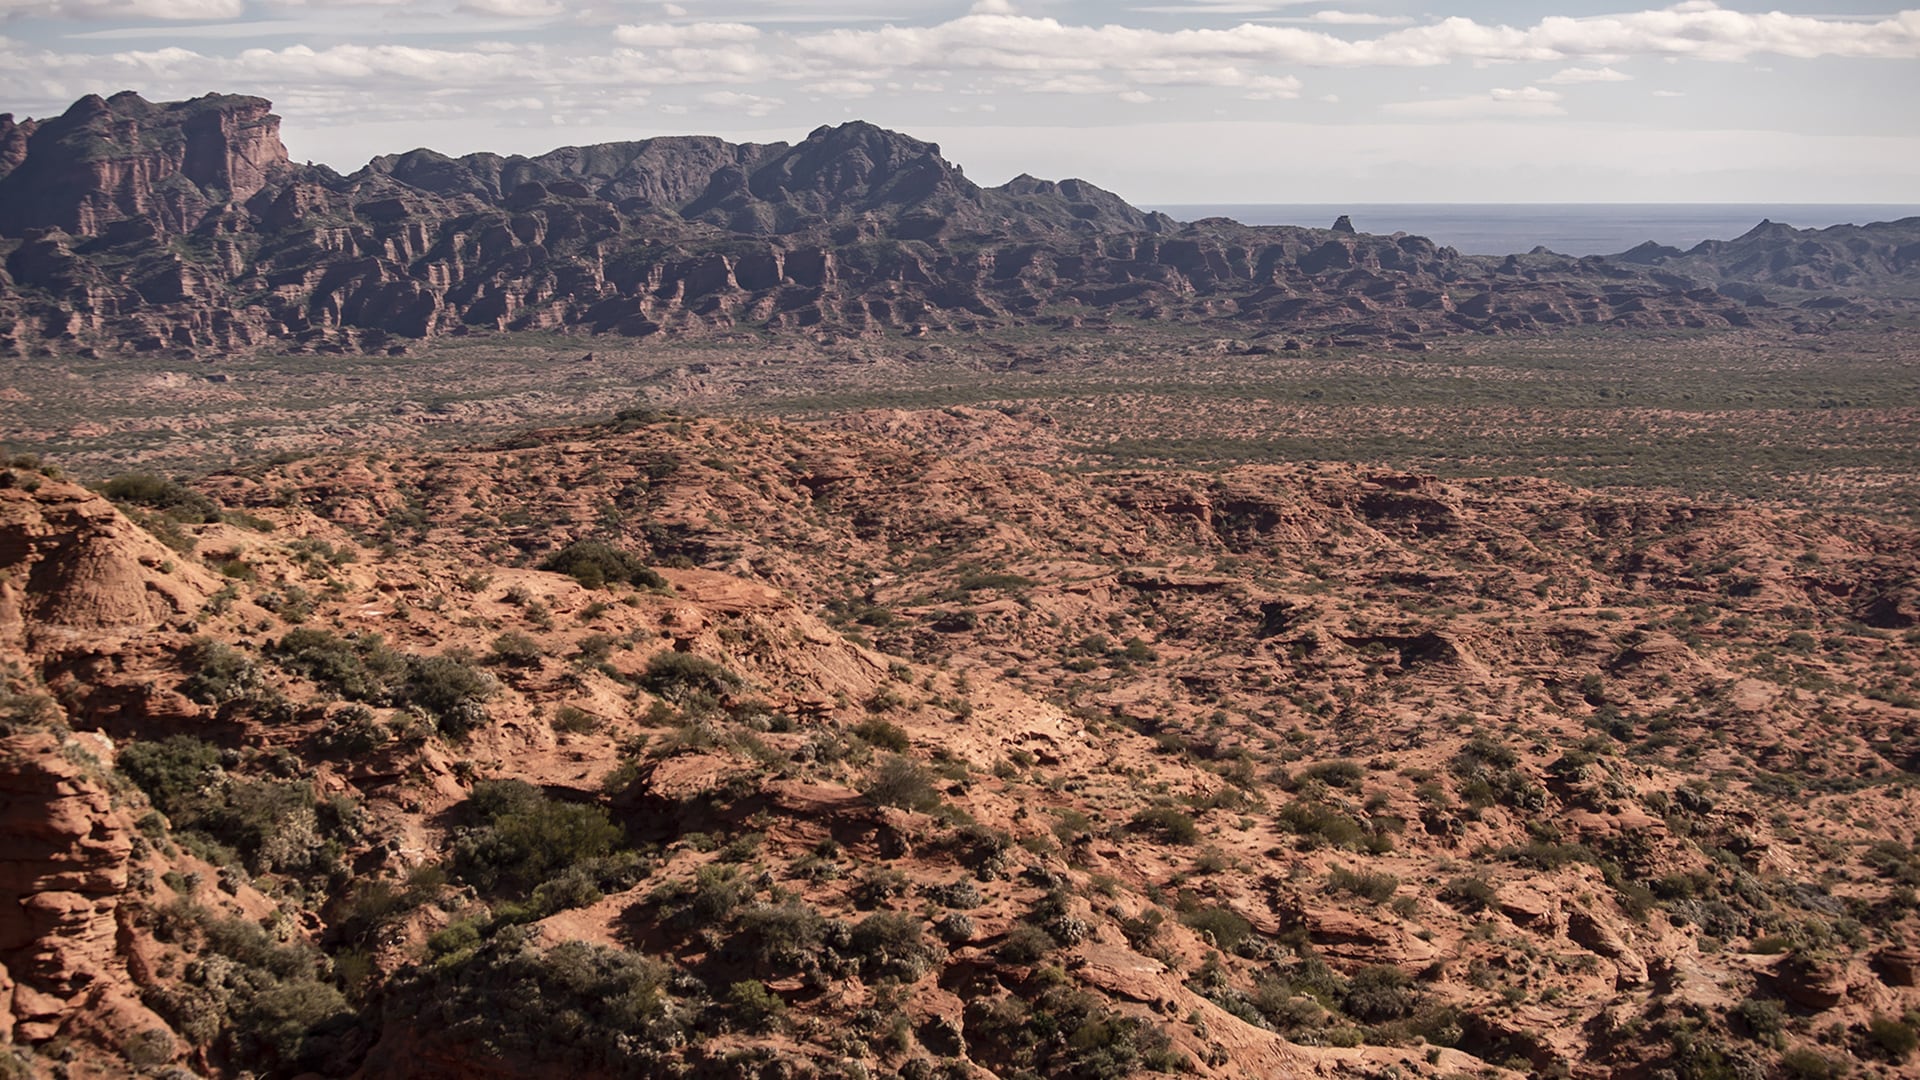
[0,91,288,239]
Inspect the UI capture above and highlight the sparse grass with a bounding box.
[1327,865,1400,904]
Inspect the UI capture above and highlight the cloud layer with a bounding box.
[5,2,1917,115]
[0,1,1915,200]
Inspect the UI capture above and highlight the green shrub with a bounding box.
[399,654,496,735]
[271,629,404,701]
[657,864,753,928]
[1300,759,1365,789]
[573,633,616,666]
[1869,1014,1918,1061]
[1327,865,1399,904]
[119,735,223,814]
[335,867,445,946]
[854,866,911,908]
[233,981,355,1070]
[731,902,827,973]
[121,739,342,877]
[997,922,1059,965]
[550,705,602,734]
[211,779,335,876]
[144,904,356,1075]
[853,717,911,752]
[101,473,220,523]
[963,985,1186,1079]
[1497,839,1597,871]
[541,541,667,591]
[1343,965,1421,1022]
[1452,737,1519,774]
[864,754,941,812]
[1180,906,1253,951]
[1732,998,1786,1044]
[1780,1047,1848,1079]
[1276,800,1371,850]
[451,780,627,896]
[180,639,270,707]
[1440,875,1499,912]
[314,705,391,755]
[488,631,543,667]
[726,980,786,1033]
[642,652,740,704]
[848,912,937,981]
[1129,806,1199,845]
[407,933,683,1073]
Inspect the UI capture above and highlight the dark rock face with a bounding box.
[0,91,288,239]
[0,90,1912,358]
[1630,216,1920,295]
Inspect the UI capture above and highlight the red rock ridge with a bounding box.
[0,90,288,239]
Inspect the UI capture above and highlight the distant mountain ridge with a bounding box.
[0,90,1913,358]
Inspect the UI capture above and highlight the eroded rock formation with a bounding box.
[0,91,1912,359]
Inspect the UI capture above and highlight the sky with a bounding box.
[0,0,1916,202]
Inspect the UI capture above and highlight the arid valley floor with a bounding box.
[3,91,1920,1080]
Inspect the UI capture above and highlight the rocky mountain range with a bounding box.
[1,91,1915,359]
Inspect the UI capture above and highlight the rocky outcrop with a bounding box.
[1567,908,1648,988]
[1772,952,1850,1011]
[0,730,166,1049]
[0,113,35,182]
[0,475,217,652]
[0,91,288,239]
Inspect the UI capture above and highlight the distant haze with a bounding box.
[2,1,1917,203]
[1148,204,1920,256]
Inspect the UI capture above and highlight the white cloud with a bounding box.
[0,0,1913,204]
[1025,73,1121,95]
[256,0,413,8]
[699,88,782,116]
[918,117,1920,203]
[1236,73,1301,99]
[1383,85,1564,118]
[1306,12,1413,26]
[807,77,874,96]
[1131,2,1321,12]
[457,0,560,17]
[612,22,762,48]
[790,8,1920,76]
[1544,65,1632,84]
[0,0,242,18]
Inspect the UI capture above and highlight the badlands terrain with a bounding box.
[1,92,1919,1080]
